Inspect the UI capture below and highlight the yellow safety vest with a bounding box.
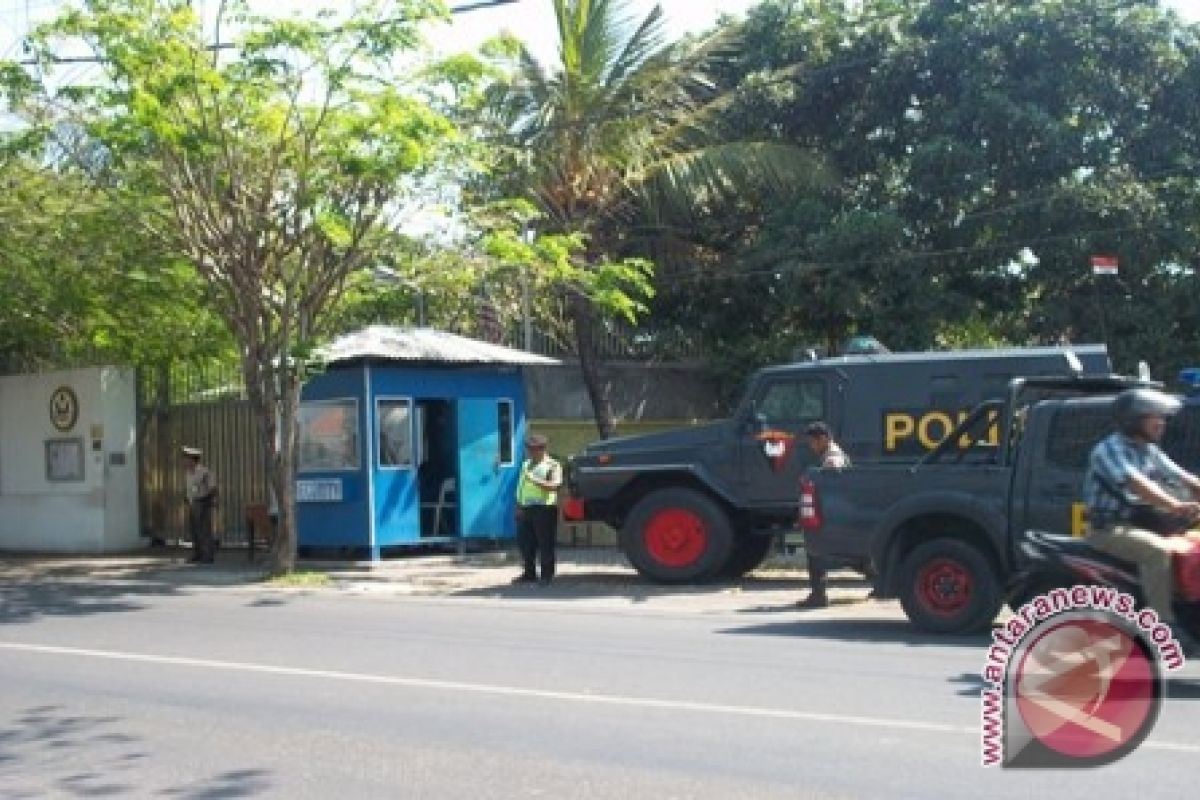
[516,457,560,506]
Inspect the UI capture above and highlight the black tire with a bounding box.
[620,488,734,584]
[719,534,775,579]
[898,539,1002,634]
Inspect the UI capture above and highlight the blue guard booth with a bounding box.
[296,326,558,560]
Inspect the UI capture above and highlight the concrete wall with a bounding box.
[0,366,139,553]
[101,368,140,550]
[524,361,726,421]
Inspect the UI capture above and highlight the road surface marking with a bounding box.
[1,640,1196,753]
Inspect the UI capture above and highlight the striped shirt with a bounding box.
[1083,432,1187,521]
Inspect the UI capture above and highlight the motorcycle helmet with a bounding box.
[1113,387,1181,435]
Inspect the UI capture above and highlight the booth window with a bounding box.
[498,400,514,465]
[298,399,360,472]
[378,398,413,468]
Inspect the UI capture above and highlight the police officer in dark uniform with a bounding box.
[797,422,849,609]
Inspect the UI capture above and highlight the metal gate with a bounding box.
[138,367,268,547]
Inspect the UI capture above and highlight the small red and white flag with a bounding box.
[1091,255,1118,276]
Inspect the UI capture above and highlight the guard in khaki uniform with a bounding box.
[513,433,562,586]
[182,446,219,564]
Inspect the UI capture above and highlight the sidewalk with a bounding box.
[0,545,880,615]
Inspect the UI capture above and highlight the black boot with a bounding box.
[795,592,829,610]
[799,554,829,609]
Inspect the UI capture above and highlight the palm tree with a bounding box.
[487,0,821,438]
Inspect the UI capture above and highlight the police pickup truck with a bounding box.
[798,373,1200,635]
[565,344,1110,584]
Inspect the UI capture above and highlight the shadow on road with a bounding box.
[1,548,869,618]
[1166,678,1200,700]
[0,550,289,626]
[0,578,181,626]
[716,617,991,648]
[447,571,789,603]
[949,672,988,697]
[444,571,870,606]
[949,670,1200,700]
[0,705,272,798]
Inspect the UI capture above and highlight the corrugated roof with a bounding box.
[319,326,560,366]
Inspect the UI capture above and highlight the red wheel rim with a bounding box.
[644,508,708,568]
[916,557,973,617]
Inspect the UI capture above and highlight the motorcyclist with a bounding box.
[1083,387,1200,640]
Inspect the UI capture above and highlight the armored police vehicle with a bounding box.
[802,368,1200,635]
[564,344,1111,583]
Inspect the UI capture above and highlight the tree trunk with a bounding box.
[570,291,616,439]
[269,373,300,575]
[244,354,298,577]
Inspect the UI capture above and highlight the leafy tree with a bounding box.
[479,0,822,437]
[0,158,231,371]
[660,0,1200,383]
[6,0,457,573]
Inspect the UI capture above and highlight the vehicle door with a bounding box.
[1015,400,1111,539]
[738,373,831,507]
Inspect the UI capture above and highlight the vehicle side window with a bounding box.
[754,380,825,423]
[1044,406,1111,469]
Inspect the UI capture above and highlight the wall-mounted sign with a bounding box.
[46,438,85,482]
[50,386,80,432]
[296,479,343,502]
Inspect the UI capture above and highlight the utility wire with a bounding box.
[9,0,521,65]
[658,219,1179,286]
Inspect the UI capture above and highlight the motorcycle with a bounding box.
[1010,526,1200,643]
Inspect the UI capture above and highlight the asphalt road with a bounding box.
[1,577,1198,799]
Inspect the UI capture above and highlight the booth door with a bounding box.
[374,397,420,546]
[457,397,515,538]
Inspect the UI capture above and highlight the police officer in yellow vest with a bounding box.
[513,433,562,586]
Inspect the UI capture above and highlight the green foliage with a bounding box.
[6,0,1200,430]
[649,0,1200,383]
[2,0,462,572]
[0,158,231,370]
[476,0,823,435]
[262,570,332,588]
